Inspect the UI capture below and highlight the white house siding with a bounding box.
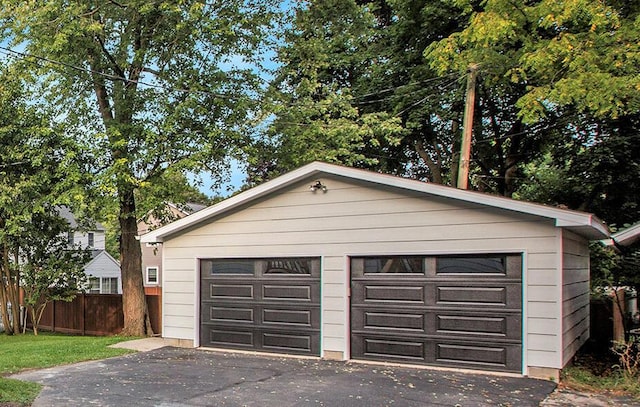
[561,230,590,366]
[73,230,106,250]
[161,176,564,373]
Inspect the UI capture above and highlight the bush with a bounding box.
[612,338,640,379]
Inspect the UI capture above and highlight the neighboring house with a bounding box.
[84,250,122,294]
[137,203,206,295]
[141,162,609,379]
[608,222,640,248]
[57,206,121,294]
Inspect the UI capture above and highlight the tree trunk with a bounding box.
[0,239,11,333]
[1,244,20,334]
[0,275,11,334]
[414,140,443,184]
[119,186,153,336]
[503,132,523,198]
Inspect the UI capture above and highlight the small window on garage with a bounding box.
[436,255,507,275]
[265,258,313,274]
[202,260,255,275]
[352,256,424,274]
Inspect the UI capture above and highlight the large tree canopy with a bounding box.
[424,0,640,222]
[255,0,640,226]
[0,0,279,335]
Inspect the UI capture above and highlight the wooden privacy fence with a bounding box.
[36,293,161,336]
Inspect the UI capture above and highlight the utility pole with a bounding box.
[457,63,479,189]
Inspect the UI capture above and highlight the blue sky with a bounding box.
[196,160,247,198]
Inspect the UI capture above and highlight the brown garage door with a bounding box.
[351,254,522,373]
[200,258,320,355]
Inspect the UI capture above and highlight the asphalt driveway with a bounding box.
[13,347,557,406]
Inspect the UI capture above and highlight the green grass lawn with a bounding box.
[0,333,137,406]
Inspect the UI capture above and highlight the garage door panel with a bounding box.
[436,343,506,366]
[263,307,319,327]
[430,283,521,308]
[205,306,254,324]
[208,283,255,300]
[434,341,522,372]
[352,334,521,372]
[433,312,522,340]
[352,307,425,332]
[353,308,520,340]
[207,328,255,348]
[364,285,425,303]
[364,312,425,332]
[263,284,315,301]
[263,332,314,353]
[359,337,425,361]
[435,314,506,337]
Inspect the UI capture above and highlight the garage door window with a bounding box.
[204,260,254,275]
[353,256,424,274]
[265,259,312,274]
[436,256,506,275]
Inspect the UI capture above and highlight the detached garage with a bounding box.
[141,162,609,378]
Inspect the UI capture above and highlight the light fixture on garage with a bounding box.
[309,180,327,193]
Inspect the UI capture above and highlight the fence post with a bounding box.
[613,288,626,343]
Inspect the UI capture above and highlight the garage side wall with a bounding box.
[160,176,564,371]
[561,230,590,366]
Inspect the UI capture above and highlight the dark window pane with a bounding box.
[362,257,424,274]
[265,259,312,274]
[206,260,254,275]
[101,277,119,294]
[436,256,506,274]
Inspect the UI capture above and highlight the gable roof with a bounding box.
[83,249,120,270]
[57,205,105,231]
[141,161,609,243]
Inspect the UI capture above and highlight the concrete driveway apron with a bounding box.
[12,347,556,406]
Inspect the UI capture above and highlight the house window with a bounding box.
[88,278,100,294]
[67,231,74,246]
[88,232,94,248]
[101,277,119,294]
[146,267,159,285]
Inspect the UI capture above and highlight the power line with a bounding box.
[0,45,249,100]
[353,72,461,101]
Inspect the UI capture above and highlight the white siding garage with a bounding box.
[141,162,608,378]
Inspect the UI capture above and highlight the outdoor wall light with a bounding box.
[309,180,328,193]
